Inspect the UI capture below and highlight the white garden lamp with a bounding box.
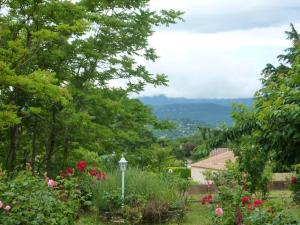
[119,154,127,201]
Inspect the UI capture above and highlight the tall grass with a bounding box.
[91,168,180,211]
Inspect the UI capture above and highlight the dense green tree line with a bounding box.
[0,0,182,175]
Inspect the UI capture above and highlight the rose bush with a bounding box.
[0,161,107,224]
[204,162,298,225]
[0,171,78,225]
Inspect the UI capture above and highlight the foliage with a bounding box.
[0,171,78,225]
[0,159,112,225]
[244,209,299,225]
[205,164,299,225]
[170,125,225,162]
[207,25,300,193]
[127,143,176,172]
[90,168,186,223]
[290,165,300,205]
[0,0,182,175]
[167,167,191,179]
[92,168,179,210]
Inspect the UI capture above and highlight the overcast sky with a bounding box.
[136,0,300,99]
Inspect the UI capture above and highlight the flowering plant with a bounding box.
[0,171,76,225]
[290,173,300,205]
[201,194,213,205]
[77,161,86,171]
[55,161,107,210]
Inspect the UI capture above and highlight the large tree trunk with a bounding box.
[31,117,37,172]
[9,125,19,172]
[46,107,56,175]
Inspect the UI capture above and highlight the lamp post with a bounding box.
[119,154,127,202]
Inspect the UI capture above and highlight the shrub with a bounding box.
[245,209,299,225]
[56,171,93,210]
[290,164,300,205]
[205,163,299,225]
[0,171,77,225]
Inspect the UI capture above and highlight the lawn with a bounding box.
[76,191,300,225]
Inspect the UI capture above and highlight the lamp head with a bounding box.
[119,154,127,172]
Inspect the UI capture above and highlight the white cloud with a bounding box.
[137,24,297,98]
[116,1,300,99]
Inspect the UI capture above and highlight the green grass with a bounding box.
[171,203,210,225]
[91,168,180,211]
[268,190,300,221]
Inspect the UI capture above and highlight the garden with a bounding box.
[1,159,299,225]
[1,0,300,224]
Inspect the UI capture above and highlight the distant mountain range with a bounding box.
[139,95,253,107]
[138,95,253,138]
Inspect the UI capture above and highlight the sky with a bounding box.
[135,0,300,99]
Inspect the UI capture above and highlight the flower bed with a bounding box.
[201,163,300,225]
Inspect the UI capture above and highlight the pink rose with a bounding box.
[0,201,3,208]
[215,207,224,217]
[47,179,56,188]
[207,180,213,187]
[4,205,11,211]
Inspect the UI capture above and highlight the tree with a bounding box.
[0,0,182,174]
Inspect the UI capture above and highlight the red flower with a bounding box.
[60,170,68,178]
[207,194,213,202]
[201,195,207,205]
[242,196,251,206]
[89,169,98,177]
[77,161,86,171]
[291,176,297,184]
[253,199,263,208]
[60,167,75,178]
[67,167,74,175]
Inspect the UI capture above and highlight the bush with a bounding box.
[245,209,299,225]
[290,164,300,205]
[0,171,77,225]
[205,163,299,225]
